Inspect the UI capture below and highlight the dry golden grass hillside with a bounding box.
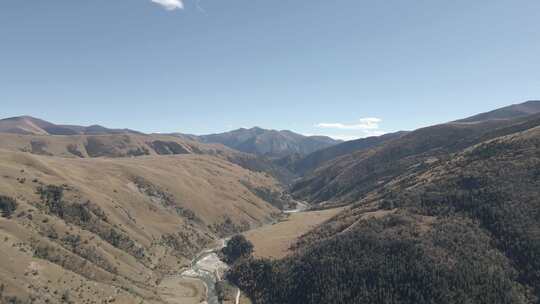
[244,208,344,259]
[0,148,284,303]
[0,133,225,158]
[0,132,296,185]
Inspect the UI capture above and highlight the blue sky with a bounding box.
[1,1,539,139]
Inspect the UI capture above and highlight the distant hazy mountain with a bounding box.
[180,127,342,158]
[292,100,540,204]
[288,131,408,175]
[456,100,540,123]
[0,116,141,136]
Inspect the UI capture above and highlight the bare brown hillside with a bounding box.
[0,150,283,303]
[0,132,296,184]
[0,116,140,136]
[0,133,225,158]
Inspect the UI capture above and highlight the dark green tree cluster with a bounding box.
[222,234,254,264]
[0,195,17,218]
[37,185,145,259]
[228,216,532,304]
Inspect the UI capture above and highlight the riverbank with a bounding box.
[159,205,341,303]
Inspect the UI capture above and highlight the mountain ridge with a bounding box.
[0,115,142,136]
[287,131,408,175]
[455,100,540,123]
[228,100,540,304]
[292,100,540,205]
[0,117,342,161]
[178,127,342,158]
[2,100,540,303]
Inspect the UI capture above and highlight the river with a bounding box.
[177,201,310,304]
[178,239,230,304]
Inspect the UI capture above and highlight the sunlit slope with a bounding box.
[0,132,296,184]
[293,112,540,205]
[0,133,221,158]
[0,150,281,303]
[230,114,540,304]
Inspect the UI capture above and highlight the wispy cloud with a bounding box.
[315,117,385,140]
[316,117,382,130]
[151,0,184,10]
[327,134,366,141]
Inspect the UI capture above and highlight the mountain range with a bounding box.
[174,127,341,158]
[1,100,540,304]
[0,119,294,303]
[0,116,341,161]
[293,100,540,204]
[228,100,540,304]
[0,116,141,136]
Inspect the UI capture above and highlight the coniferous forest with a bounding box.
[228,118,540,304]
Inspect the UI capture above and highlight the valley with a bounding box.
[0,142,284,303]
[3,2,539,303]
[226,101,540,304]
[1,100,540,304]
[164,238,228,304]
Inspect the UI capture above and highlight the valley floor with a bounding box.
[157,207,343,304]
[244,207,344,259]
[157,277,206,304]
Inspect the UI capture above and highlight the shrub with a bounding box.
[0,196,17,218]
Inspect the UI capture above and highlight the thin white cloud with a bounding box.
[326,134,363,141]
[151,0,184,10]
[314,117,386,140]
[316,117,382,130]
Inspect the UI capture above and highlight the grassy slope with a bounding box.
[0,132,295,185]
[243,208,344,259]
[0,133,225,158]
[0,150,282,303]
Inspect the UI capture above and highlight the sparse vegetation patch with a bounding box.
[0,195,17,218]
[37,185,146,260]
[211,216,250,238]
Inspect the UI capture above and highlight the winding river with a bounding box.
[177,202,309,303]
[179,239,230,304]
